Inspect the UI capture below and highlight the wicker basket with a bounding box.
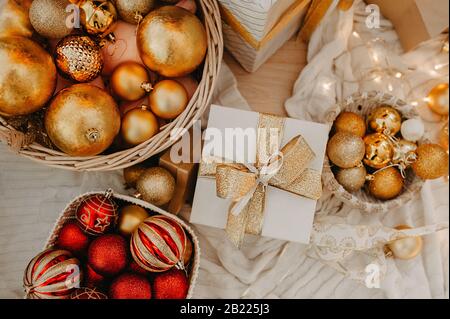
[322,91,425,213]
[1,0,223,172]
[43,191,201,299]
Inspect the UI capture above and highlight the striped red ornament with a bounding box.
[76,192,118,236]
[130,215,187,272]
[23,249,82,299]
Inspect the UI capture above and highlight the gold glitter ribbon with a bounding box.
[199,113,322,248]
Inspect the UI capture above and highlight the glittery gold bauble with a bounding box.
[149,80,189,120]
[115,0,156,24]
[136,167,176,206]
[137,6,207,77]
[334,112,366,137]
[392,139,417,166]
[368,167,404,200]
[79,0,118,39]
[45,84,121,156]
[363,133,394,169]
[118,205,149,236]
[439,122,449,150]
[111,62,152,101]
[55,35,104,83]
[123,164,147,188]
[0,36,56,117]
[386,225,423,260]
[29,0,73,38]
[368,106,402,135]
[327,132,365,169]
[0,0,34,38]
[336,164,367,192]
[121,106,159,146]
[183,237,193,265]
[427,83,449,116]
[411,144,449,180]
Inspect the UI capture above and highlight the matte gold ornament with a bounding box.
[0,36,56,117]
[427,83,449,116]
[386,225,423,260]
[137,6,207,77]
[327,132,365,169]
[368,106,402,135]
[438,122,449,150]
[79,0,118,40]
[368,167,404,200]
[29,0,73,38]
[45,84,121,156]
[392,139,417,167]
[334,111,366,137]
[123,164,147,188]
[363,133,394,169]
[149,80,189,120]
[400,118,424,142]
[136,167,176,206]
[118,205,149,236]
[411,144,449,180]
[121,105,159,146]
[0,0,34,38]
[115,0,156,24]
[336,164,367,192]
[55,35,104,83]
[111,62,152,101]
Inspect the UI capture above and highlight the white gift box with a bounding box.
[190,105,329,244]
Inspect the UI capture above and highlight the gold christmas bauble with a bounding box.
[368,167,404,200]
[439,122,449,150]
[327,132,365,169]
[0,0,34,38]
[118,205,149,236]
[363,133,394,169]
[121,106,159,146]
[411,144,449,180]
[79,0,118,39]
[386,225,423,260]
[111,62,152,101]
[0,36,56,117]
[136,167,176,206]
[334,112,366,137]
[137,6,207,77]
[427,83,449,116]
[149,80,189,120]
[29,0,73,38]
[55,35,104,83]
[45,84,121,156]
[368,106,402,135]
[336,164,367,192]
[392,139,417,167]
[115,0,156,24]
[123,164,147,188]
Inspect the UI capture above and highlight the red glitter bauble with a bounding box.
[128,260,150,277]
[57,221,90,256]
[70,287,108,299]
[76,193,118,236]
[88,234,128,277]
[109,273,152,299]
[84,264,106,289]
[152,269,188,299]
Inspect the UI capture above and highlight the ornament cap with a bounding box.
[141,82,153,92]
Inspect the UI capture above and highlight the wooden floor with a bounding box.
[224,37,308,116]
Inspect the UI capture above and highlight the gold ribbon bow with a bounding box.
[199,114,322,248]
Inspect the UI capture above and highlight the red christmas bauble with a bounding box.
[128,260,150,277]
[70,287,108,299]
[57,221,90,256]
[24,249,82,299]
[109,273,152,299]
[76,193,118,236]
[88,234,129,277]
[130,215,187,272]
[84,264,106,289]
[153,269,188,299]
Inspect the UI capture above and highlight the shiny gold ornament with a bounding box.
[29,0,73,38]
[136,167,176,206]
[45,84,121,156]
[327,132,365,169]
[411,144,449,180]
[137,6,207,77]
[79,0,118,40]
[0,0,34,38]
[123,164,147,188]
[438,122,449,150]
[334,111,366,137]
[118,205,149,236]
[392,139,417,167]
[368,106,402,135]
[386,225,423,260]
[0,37,56,117]
[149,80,189,120]
[336,164,367,192]
[111,62,152,101]
[55,35,104,83]
[121,105,159,146]
[427,83,449,116]
[368,167,404,200]
[115,0,156,24]
[363,133,394,169]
